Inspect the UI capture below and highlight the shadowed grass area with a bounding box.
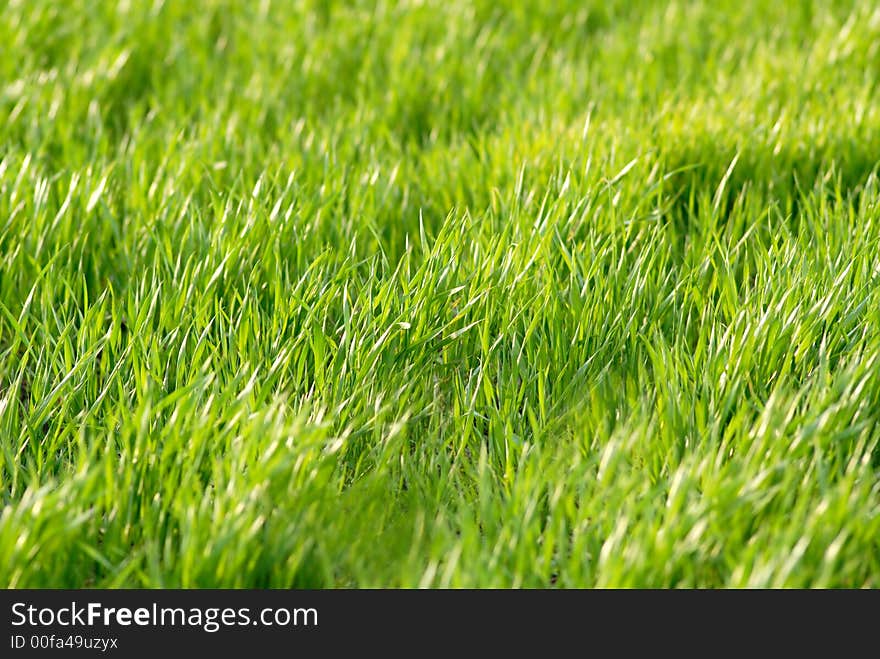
[1,0,879,587]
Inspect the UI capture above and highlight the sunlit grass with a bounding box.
[1,0,879,587]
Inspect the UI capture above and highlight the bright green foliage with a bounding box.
[1,0,879,587]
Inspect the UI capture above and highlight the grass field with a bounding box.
[2,0,880,588]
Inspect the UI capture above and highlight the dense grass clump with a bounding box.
[2,0,879,587]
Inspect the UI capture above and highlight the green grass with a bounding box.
[2,0,880,588]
